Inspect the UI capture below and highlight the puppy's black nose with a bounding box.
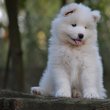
[78,33,84,39]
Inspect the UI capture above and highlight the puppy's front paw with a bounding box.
[31,87,41,95]
[83,88,100,99]
[55,89,71,97]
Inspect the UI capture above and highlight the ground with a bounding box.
[0,90,110,110]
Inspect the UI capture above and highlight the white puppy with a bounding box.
[31,3,106,99]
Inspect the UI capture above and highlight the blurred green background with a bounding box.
[0,0,110,97]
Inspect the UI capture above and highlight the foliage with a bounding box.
[22,0,61,68]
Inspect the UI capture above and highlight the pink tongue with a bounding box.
[74,40,81,45]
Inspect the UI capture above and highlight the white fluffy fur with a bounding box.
[31,3,106,99]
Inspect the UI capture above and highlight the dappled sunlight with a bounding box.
[37,31,47,50]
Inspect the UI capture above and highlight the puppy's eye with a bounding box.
[72,24,76,27]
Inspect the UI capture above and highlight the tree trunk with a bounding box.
[5,0,24,91]
[3,46,11,89]
[0,90,110,110]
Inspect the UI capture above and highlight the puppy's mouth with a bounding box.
[67,35,85,46]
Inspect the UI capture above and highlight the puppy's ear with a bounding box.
[60,3,78,16]
[92,10,101,23]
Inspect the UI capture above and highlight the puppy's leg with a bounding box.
[81,59,100,99]
[31,69,53,96]
[53,67,71,97]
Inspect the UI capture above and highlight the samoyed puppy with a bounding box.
[31,3,106,99]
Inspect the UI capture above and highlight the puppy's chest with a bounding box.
[62,50,83,72]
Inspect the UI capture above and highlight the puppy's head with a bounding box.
[51,3,101,46]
